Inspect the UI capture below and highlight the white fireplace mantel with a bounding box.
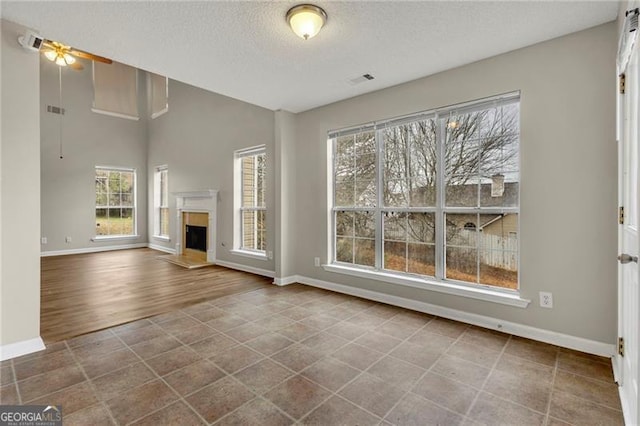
[173,190,218,199]
[173,190,218,263]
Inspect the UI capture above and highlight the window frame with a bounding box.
[153,165,170,240]
[149,72,169,119]
[94,166,138,239]
[328,92,523,304]
[233,145,267,258]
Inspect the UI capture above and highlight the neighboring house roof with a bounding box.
[480,214,505,230]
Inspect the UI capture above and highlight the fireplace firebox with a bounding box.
[185,225,207,252]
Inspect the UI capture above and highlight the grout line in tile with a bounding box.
[10,359,22,404]
[543,345,561,426]
[221,302,411,423]
[208,355,260,377]
[210,395,298,426]
[462,333,511,414]
[476,387,551,417]
[461,335,562,422]
[109,329,211,426]
[500,347,560,370]
[549,388,624,415]
[373,318,469,423]
[555,364,616,385]
[64,340,119,425]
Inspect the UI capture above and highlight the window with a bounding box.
[154,166,169,238]
[95,167,136,237]
[234,146,266,254]
[148,72,168,119]
[92,61,139,120]
[331,93,519,290]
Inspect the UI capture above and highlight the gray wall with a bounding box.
[40,57,148,252]
[274,110,297,279]
[1,20,41,345]
[291,23,617,344]
[147,79,276,272]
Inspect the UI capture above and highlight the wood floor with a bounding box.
[40,248,272,343]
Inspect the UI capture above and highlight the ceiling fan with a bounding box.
[40,39,112,70]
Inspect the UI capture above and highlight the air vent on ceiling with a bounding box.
[47,105,65,115]
[348,73,375,86]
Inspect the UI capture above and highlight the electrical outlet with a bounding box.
[539,292,553,308]
[65,236,72,243]
[314,257,320,267]
[268,251,273,260]
[41,237,47,244]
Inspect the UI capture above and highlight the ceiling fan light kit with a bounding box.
[286,4,327,40]
[18,31,113,71]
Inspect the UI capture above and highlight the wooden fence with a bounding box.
[451,231,518,271]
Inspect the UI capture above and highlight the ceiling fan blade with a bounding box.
[68,49,112,64]
[41,40,57,50]
[69,61,84,71]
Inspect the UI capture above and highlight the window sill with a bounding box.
[230,249,268,261]
[92,235,141,242]
[152,235,171,242]
[91,108,140,121]
[321,264,530,308]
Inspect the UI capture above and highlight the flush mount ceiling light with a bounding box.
[286,4,327,40]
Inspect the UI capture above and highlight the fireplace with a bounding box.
[185,225,207,252]
[173,190,218,264]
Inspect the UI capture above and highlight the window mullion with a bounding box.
[375,129,384,270]
[435,114,446,280]
[331,138,337,263]
[254,155,259,249]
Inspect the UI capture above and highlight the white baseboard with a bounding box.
[618,377,633,426]
[215,259,275,278]
[295,275,616,358]
[273,276,297,286]
[41,243,148,257]
[147,243,176,254]
[612,355,621,385]
[0,337,45,361]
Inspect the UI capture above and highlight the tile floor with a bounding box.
[0,284,623,425]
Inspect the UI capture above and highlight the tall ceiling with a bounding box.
[1,1,618,113]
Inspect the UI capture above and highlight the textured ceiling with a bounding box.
[1,1,618,113]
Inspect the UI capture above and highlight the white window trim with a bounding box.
[153,165,169,239]
[150,108,169,120]
[322,263,529,308]
[234,145,267,254]
[149,73,169,119]
[230,249,268,261]
[90,108,140,121]
[328,92,522,306]
[95,166,137,238]
[92,235,141,242]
